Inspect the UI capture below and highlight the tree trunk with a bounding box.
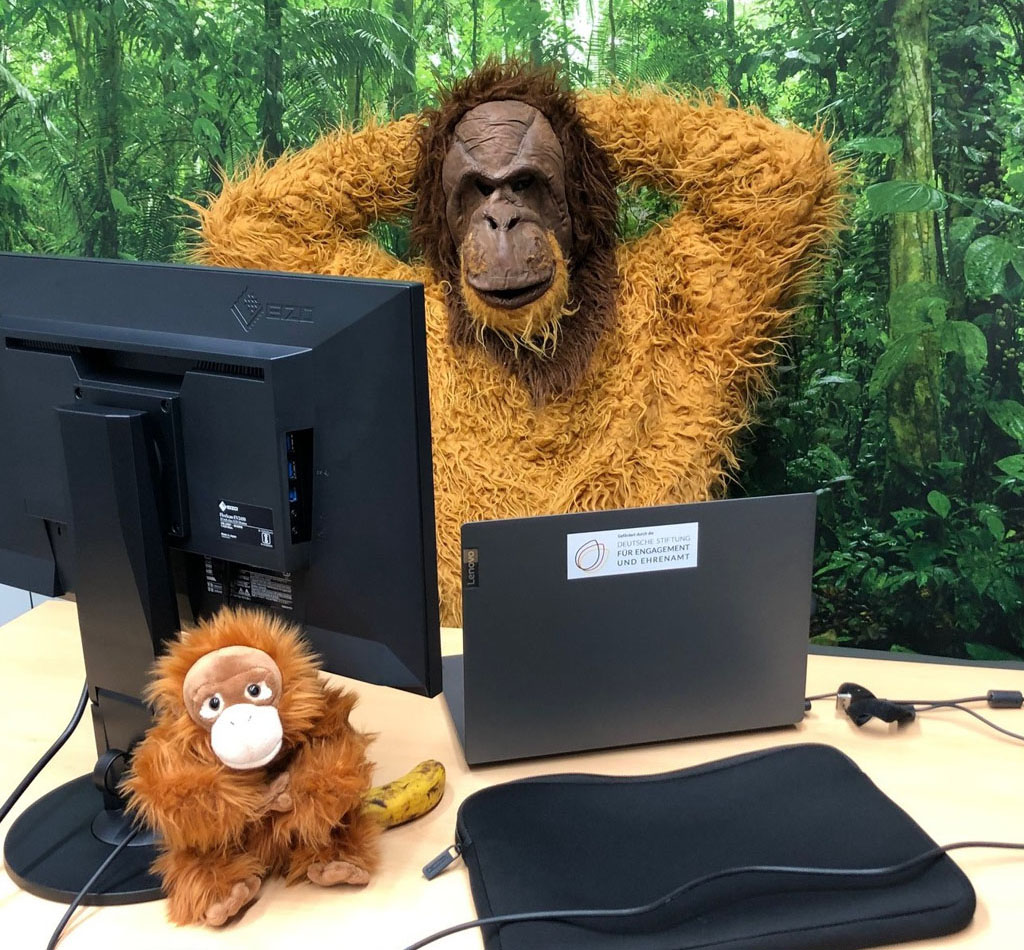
[607,0,617,79]
[352,0,374,122]
[390,0,416,116]
[559,0,571,68]
[471,0,479,69]
[886,0,941,470]
[726,0,741,95]
[528,0,544,65]
[260,0,285,159]
[91,0,122,259]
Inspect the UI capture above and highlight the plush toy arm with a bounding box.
[579,90,840,234]
[193,114,421,277]
[271,695,373,844]
[123,735,274,851]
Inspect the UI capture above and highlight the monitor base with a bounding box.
[4,774,162,905]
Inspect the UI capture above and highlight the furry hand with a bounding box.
[259,772,293,814]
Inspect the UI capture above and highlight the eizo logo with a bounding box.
[231,288,262,331]
[231,287,315,332]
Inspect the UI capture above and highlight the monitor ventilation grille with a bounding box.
[5,337,82,355]
[193,360,265,380]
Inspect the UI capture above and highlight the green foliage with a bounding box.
[987,400,1024,444]
[964,234,1024,298]
[729,0,1024,660]
[866,180,948,214]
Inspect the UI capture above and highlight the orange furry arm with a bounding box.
[584,90,842,343]
[579,90,840,234]
[123,731,277,851]
[193,115,421,277]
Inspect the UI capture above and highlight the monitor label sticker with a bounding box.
[229,567,294,610]
[567,522,699,580]
[203,557,294,610]
[218,500,275,548]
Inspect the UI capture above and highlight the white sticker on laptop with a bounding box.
[567,522,699,580]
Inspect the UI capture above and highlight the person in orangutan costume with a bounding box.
[193,61,842,626]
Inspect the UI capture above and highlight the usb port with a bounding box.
[284,428,313,544]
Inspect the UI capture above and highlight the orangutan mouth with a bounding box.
[470,273,554,310]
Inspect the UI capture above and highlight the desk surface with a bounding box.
[1,600,1023,949]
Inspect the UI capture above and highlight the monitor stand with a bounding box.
[3,401,180,903]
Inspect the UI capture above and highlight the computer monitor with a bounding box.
[0,252,441,903]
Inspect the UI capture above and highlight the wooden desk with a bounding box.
[2,600,1023,949]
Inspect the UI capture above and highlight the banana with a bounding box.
[362,759,446,829]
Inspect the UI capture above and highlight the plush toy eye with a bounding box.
[246,682,272,701]
[199,693,224,720]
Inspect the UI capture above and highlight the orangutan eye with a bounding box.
[511,175,533,192]
[199,693,224,720]
[475,179,495,196]
[246,682,273,701]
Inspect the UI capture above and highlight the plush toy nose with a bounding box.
[210,703,284,770]
[222,705,255,727]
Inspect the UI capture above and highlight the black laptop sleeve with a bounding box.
[446,744,975,950]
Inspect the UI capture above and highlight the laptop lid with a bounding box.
[453,493,816,764]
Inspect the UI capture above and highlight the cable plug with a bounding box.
[836,682,916,728]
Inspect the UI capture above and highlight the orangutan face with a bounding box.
[441,101,572,346]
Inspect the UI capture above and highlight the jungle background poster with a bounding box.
[2,0,1022,658]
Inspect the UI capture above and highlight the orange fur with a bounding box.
[191,85,843,626]
[123,607,378,926]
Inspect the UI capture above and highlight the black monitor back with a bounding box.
[0,253,440,758]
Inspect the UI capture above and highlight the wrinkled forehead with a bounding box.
[182,645,280,704]
[443,101,565,191]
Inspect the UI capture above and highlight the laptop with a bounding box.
[444,493,816,765]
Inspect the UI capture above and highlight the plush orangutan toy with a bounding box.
[123,607,379,926]
[194,61,843,625]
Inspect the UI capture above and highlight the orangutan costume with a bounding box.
[193,63,842,626]
[123,608,378,926]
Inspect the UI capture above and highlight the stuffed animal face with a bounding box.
[182,645,284,770]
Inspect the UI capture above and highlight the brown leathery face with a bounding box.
[411,62,621,404]
[442,101,571,255]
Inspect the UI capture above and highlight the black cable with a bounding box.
[893,696,988,706]
[400,841,1024,950]
[807,687,1024,743]
[46,827,140,950]
[0,681,88,825]
[910,701,1024,744]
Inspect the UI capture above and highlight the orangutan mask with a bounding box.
[441,100,574,351]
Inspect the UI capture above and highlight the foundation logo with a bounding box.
[231,287,315,332]
[573,539,608,573]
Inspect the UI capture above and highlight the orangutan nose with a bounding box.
[484,209,520,231]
